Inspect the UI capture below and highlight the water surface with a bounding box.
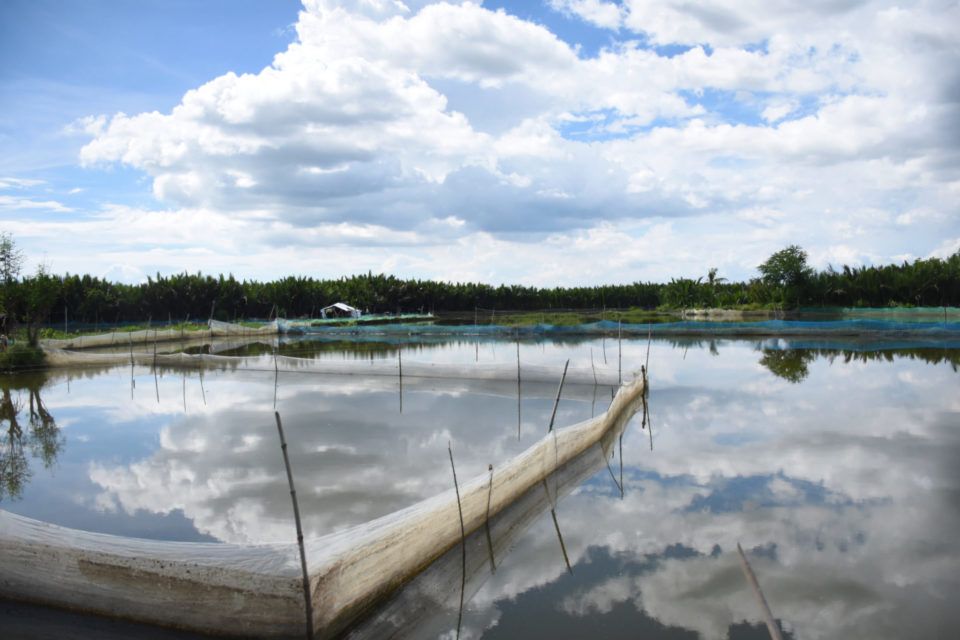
[2,336,958,639]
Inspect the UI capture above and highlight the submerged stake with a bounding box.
[448,443,467,640]
[485,464,496,574]
[275,412,314,640]
[618,320,622,385]
[736,543,784,640]
[646,323,652,371]
[547,360,570,432]
[543,480,572,575]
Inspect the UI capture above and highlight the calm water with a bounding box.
[2,335,958,639]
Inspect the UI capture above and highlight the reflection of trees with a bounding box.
[28,384,62,468]
[0,374,62,501]
[1,389,30,500]
[758,346,960,383]
[823,347,960,371]
[759,350,815,384]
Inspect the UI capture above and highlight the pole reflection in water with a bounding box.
[343,389,641,639]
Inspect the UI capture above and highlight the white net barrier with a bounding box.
[41,347,625,387]
[0,374,645,637]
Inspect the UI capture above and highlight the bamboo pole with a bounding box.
[736,543,784,640]
[516,328,521,439]
[275,412,314,640]
[547,360,570,432]
[543,480,572,575]
[646,323,652,371]
[484,464,495,574]
[448,443,467,640]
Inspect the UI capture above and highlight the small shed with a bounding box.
[320,303,361,319]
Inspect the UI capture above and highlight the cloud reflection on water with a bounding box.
[455,343,960,639]
[4,338,959,638]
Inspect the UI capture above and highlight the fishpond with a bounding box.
[1,333,959,639]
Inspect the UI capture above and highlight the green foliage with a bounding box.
[0,231,24,286]
[758,245,813,288]
[0,344,46,371]
[21,265,61,346]
[0,232,25,323]
[757,245,816,307]
[1,376,62,501]
[759,349,815,383]
[0,244,958,326]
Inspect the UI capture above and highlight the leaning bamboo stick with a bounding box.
[736,542,784,640]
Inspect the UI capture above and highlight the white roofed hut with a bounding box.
[320,303,361,319]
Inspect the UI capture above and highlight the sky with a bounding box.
[1,0,958,287]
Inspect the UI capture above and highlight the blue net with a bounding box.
[281,318,960,339]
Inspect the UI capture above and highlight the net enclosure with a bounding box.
[0,365,646,638]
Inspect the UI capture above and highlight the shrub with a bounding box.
[0,343,46,371]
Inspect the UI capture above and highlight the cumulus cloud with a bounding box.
[0,0,948,284]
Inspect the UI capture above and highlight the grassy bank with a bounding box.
[31,321,219,342]
[0,344,47,371]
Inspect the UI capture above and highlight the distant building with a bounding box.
[320,303,361,319]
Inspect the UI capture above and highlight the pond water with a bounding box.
[2,335,959,639]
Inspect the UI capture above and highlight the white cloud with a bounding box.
[0,177,46,190]
[549,0,624,30]
[929,237,960,259]
[0,0,953,285]
[0,195,72,213]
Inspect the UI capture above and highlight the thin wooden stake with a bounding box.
[646,392,654,451]
[618,320,622,385]
[273,350,279,410]
[448,442,467,640]
[515,327,520,384]
[551,508,572,574]
[516,329,521,439]
[543,481,572,574]
[619,432,624,499]
[605,459,622,496]
[275,413,314,640]
[737,543,784,640]
[646,323,652,372]
[484,464,496,574]
[547,360,570,432]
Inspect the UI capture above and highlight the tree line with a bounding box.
[1,235,959,339]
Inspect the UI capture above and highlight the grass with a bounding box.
[0,343,47,371]
[33,321,223,341]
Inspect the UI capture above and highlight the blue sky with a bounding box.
[1,0,958,286]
